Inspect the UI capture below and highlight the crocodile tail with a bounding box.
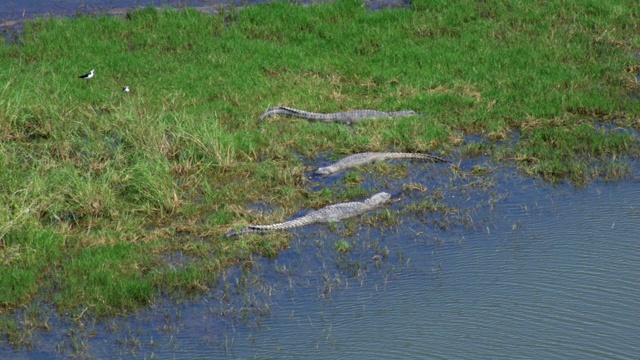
[225,226,268,237]
[416,153,451,164]
[282,108,330,122]
[259,107,286,122]
[259,106,323,122]
[389,152,450,164]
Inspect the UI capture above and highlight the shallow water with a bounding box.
[216,174,640,359]
[2,159,638,359]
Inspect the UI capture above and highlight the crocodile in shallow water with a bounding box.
[314,152,450,176]
[259,106,419,125]
[225,192,392,237]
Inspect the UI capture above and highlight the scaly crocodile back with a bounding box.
[259,106,418,124]
[315,152,450,176]
[225,192,391,237]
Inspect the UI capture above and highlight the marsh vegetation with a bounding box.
[0,0,638,348]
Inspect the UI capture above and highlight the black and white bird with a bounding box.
[122,85,130,93]
[78,69,94,81]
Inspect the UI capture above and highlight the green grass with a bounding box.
[1,0,639,344]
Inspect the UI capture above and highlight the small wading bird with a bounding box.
[78,69,94,84]
[122,85,130,93]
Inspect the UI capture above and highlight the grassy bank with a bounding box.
[1,0,639,345]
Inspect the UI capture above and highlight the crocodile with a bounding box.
[225,192,392,237]
[259,106,420,125]
[314,152,451,176]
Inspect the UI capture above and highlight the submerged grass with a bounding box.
[1,0,639,344]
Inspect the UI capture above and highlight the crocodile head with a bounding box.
[314,165,337,176]
[365,192,392,206]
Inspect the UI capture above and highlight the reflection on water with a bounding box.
[2,163,638,359]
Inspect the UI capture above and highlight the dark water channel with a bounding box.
[2,156,639,359]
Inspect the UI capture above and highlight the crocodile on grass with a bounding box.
[315,152,451,176]
[225,192,392,237]
[259,106,420,125]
